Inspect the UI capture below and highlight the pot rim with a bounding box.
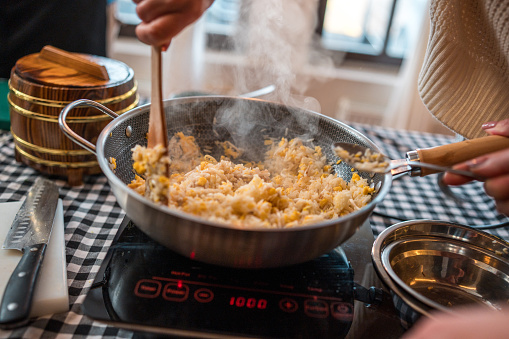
[372,219,509,316]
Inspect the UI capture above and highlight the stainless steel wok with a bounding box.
[59,96,392,268]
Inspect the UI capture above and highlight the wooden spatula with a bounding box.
[147,45,168,151]
[145,45,170,189]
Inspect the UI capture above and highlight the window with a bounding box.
[204,0,241,36]
[316,0,428,65]
[115,0,141,25]
[115,0,428,66]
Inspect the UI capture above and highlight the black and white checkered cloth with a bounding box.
[0,124,507,338]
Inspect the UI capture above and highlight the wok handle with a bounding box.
[409,135,509,176]
[59,99,118,154]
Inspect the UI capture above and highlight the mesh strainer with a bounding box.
[59,96,392,268]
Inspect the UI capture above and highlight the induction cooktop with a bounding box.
[82,217,404,338]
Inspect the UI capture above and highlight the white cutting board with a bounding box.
[0,200,69,318]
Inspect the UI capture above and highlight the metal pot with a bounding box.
[372,220,509,328]
[59,96,391,268]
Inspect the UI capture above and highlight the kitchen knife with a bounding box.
[0,178,59,329]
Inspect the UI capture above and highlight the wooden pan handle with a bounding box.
[39,45,109,81]
[415,135,509,176]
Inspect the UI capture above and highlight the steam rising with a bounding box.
[234,0,319,107]
[213,0,330,156]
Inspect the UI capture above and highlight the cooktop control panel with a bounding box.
[83,219,355,338]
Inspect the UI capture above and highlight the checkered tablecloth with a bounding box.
[0,124,507,338]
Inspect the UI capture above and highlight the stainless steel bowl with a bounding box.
[372,220,509,325]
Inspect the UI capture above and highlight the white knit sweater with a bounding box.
[418,0,509,139]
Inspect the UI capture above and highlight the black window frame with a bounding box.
[118,0,403,66]
[316,0,402,66]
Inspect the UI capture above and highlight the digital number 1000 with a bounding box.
[229,296,268,309]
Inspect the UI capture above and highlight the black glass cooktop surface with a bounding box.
[82,218,404,338]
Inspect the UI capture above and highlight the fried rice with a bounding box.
[128,132,375,228]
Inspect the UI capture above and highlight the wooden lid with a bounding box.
[13,45,133,88]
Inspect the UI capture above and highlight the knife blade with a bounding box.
[0,178,59,329]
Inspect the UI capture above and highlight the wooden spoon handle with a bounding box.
[414,135,509,176]
[147,45,168,149]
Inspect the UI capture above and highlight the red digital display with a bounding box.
[229,296,268,309]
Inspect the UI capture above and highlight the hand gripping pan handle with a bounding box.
[409,135,509,176]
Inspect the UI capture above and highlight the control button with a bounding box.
[194,288,214,303]
[304,299,329,318]
[279,298,298,313]
[162,282,189,302]
[331,302,354,321]
[134,279,162,298]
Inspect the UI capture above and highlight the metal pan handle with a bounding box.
[59,99,118,154]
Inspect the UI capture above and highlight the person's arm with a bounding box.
[442,119,509,215]
[133,0,214,49]
[401,307,509,339]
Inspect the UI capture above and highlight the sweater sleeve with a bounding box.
[418,0,509,139]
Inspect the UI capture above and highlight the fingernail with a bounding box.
[482,121,497,130]
[466,158,487,169]
[161,42,171,52]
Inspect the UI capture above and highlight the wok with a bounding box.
[59,96,391,268]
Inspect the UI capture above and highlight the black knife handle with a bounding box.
[0,243,47,329]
